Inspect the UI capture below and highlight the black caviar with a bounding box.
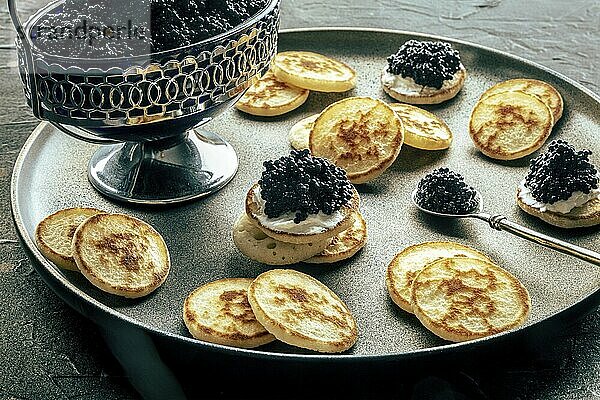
[386,40,461,89]
[258,149,354,223]
[525,140,598,204]
[31,0,269,58]
[415,168,479,214]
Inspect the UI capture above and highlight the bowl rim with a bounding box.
[21,0,280,64]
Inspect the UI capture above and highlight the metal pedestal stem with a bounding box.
[88,129,238,204]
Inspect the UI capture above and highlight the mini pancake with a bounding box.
[382,66,466,105]
[469,90,553,160]
[72,213,170,298]
[248,269,358,353]
[245,183,360,245]
[386,241,494,313]
[35,207,105,271]
[271,51,356,92]
[388,103,452,150]
[517,190,600,229]
[304,210,367,264]
[411,257,531,342]
[232,213,329,265]
[309,96,404,184]
[183,278,276,348]
[288,113,320,150]
[235,70,309,116]
[480,78,563,124]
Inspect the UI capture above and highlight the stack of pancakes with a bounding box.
[236,51,357,116]
[386,241,531,342]
[183,269,358,353]
[233,183,367,265]
[35,207,171,298]
[469,78,563,160]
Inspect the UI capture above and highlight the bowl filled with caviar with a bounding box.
[9,0,280,204]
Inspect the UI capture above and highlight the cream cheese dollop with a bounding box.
[252,186,345,235]
[518,179,600,214]
[381,64,464,96]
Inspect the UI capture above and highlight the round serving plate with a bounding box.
[11,28,600,371]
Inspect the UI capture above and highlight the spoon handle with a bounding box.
[482,214,600,266]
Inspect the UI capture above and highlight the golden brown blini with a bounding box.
[469,90,553,160]
[387,103,453,150]
[479,78,563,124]
[288,113,320,150]
[232,213,329,265]
[236,70,309,116]
[386,241,494,313]
[183,278,276,348]
[271,51,356,92]
[309,96,404,184]
[382,67,466,105]
[72,213,170,298]
[35,207,105,271]
[248,269,358,353]
[411,258,531,342]
[304,210,367,264]
[517,191,600,229]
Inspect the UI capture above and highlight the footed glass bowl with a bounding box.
[10,0,280,204]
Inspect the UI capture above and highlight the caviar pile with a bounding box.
[32,0,269,58]
[524,140,598,204]
[386,40,461,89]
[150,0,268,52]
[258,150,355,223]
[415,168,479,214]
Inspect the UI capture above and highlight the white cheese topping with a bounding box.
[252,186,345,235]
[518,179,600,214]
[381,64,464,96]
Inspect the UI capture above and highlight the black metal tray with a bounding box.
[11,28,600,364]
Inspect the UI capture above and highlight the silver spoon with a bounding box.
[411,188,600,266]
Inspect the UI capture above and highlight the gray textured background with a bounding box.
[1,0,599,399]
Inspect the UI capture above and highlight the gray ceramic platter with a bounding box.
[11,28,600,360]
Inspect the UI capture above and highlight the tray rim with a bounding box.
[11,27,600,363]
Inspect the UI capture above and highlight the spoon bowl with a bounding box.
[411,188,484,218]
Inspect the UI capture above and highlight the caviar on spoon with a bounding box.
[414,168,479,215]
[411,167,600,266]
